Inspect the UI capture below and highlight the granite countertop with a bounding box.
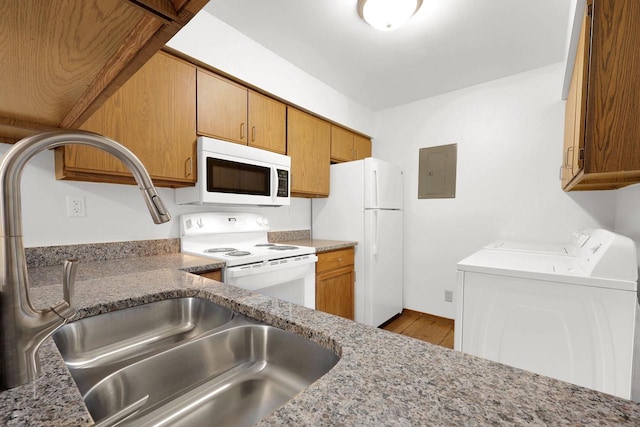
[3,253,640,426]
[283,239,357,253]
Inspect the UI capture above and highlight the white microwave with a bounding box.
[175,136,291,206]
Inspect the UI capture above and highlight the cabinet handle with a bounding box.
[185,157,193,177]
[252,126,256,142]
[240,123,245,140]
[337,257,342,263]
[566,147,574,168]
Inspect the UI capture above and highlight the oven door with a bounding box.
[224,255,317,309]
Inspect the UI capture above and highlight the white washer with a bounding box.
[456,229,639,400]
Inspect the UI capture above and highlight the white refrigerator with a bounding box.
[312,158,403,326]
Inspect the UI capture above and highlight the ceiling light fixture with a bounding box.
[357,0,423,32]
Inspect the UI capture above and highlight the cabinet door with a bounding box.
[286,107,331,197]
[248,91,286,154]
[317,247,355,274]
[584,0,640,176]
[197,70,248,144]
[563,0,640,190]
[353,134,372,160]
[562,4,590,189]
[316,266,355,320]
[197,270,222,281]
[330,125,354,162]
[60,52,197,186]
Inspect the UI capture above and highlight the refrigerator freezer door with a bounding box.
[364,209,403,326]
[364,158,403,210]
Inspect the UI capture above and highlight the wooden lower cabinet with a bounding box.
[316,248,355,320]
[196,269,222,281]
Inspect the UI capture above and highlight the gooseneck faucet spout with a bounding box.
[0,130,171,390]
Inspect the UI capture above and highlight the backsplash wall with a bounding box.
[2,143,311,248]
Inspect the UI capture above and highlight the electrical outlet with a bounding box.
[66,196,86,218]
[444,290,453,303]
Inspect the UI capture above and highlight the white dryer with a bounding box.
[456,229,639,400]
[483,229,593,256]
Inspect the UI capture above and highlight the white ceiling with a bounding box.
[204,0,573,112]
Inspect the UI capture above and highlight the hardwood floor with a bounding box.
[381,309,454,349]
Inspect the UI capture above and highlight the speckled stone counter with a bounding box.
[27,252,225,288]
[282,239,357,253]
[2,254,640,426]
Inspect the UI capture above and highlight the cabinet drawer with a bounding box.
[317,247,354,274]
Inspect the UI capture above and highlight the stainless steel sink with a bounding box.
[53,297,236,393]
[53,298,339,427]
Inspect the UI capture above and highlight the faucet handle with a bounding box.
[51,258,79,320]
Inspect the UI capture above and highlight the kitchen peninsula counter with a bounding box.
[282,239,357,253]
[2,253,640,426]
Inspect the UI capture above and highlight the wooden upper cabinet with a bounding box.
[331,125,372,163]
[562,4,589,189]
[56,52,197,187]
[0,0,208,143]
[248,91,287,154]
[563,0,640,191]
[197,70,248,144]
[353,134,372,160]
[197,72,286,154]
[287,107,331,197]
[331,126,354,162]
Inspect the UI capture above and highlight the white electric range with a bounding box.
[180,212,317,308]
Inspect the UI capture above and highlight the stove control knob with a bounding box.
[256,217,264,226]
[262,218,269,227]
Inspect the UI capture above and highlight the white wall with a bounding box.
[373,63,616,319]
[166,11,375,136]
[614,184,640,266]
[4,143,311,248]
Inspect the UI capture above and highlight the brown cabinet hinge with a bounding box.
[579,148,585,160]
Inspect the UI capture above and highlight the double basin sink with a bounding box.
[53,297,339,426]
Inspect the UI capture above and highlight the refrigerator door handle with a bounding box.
[372,210,379,255]
[372,167,379,208]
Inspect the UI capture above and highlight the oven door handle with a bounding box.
[225,255,318,279]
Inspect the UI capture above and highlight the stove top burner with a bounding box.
[204,247,237,253]
[255,243,276,247]
[225,250,252,257]
[269,245,299,251]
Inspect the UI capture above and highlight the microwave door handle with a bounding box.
[271,167,278,202]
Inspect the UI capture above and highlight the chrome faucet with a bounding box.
[0,130,171,390]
